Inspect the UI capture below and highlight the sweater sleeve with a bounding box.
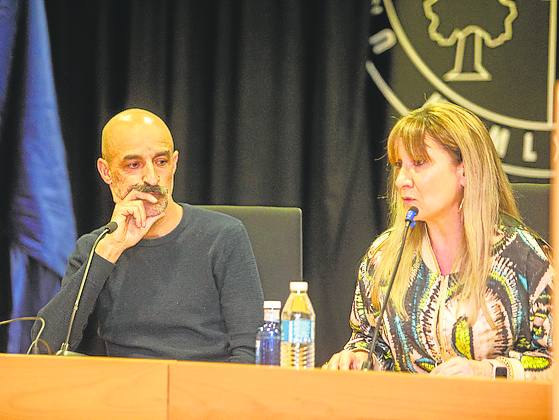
[32,233,115,354]
[212,221,264,363]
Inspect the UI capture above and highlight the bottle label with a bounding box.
[281,319,314,344]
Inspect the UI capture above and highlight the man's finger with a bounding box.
[124,189,159,203]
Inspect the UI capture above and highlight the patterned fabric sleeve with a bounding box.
[343,234,394,371]
[509,239,553,381]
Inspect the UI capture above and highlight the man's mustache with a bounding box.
[129,183,167,196]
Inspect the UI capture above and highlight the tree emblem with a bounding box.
[423,0,518,81]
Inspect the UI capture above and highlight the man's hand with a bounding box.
[430,356,492,378]
[95,190,165,263]
[322,350,369,371]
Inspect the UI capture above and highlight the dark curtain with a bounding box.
[38,0,390,364]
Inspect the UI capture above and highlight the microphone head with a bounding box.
[405,206,419,227]
[105,221,118,233]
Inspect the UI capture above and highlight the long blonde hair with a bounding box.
[369,103,520,319]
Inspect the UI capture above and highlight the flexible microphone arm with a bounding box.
[57,221,118,356]
[362,207,418,370]
[0,316,46,354]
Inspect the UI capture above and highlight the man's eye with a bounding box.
[156,159,168,166]
[127,162,140,169]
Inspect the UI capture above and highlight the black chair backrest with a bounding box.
[510,183,550,243]
[198,205,303,305]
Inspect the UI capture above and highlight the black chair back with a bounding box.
[511,183,550,243]
[199,205,303,304]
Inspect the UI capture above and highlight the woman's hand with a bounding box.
[430,356,492,377]
[322,350,369,371]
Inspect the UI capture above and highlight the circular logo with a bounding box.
[367,0,556,180]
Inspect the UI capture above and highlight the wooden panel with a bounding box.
[0,354,168,420]
[168,361,551,419]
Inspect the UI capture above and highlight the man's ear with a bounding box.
[172,150,179,174]
[97,158,112,185]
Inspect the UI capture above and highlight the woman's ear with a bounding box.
[457,162,466,187]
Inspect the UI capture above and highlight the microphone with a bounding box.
[0,316,47,354]
[56,221,118,356]
[362,206,418,370]
[105,221,118,234]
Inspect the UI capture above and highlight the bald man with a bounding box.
[33,109,264,363]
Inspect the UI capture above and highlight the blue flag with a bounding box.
[0,0,76,353]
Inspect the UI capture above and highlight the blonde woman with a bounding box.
[325,103,553,380]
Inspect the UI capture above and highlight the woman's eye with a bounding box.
[393,161,402,168]
[414,160,425,167]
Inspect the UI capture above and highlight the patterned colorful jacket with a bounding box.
[344,220,553,381]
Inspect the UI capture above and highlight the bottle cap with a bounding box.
[289,281,308,292]
[263,300,281,309]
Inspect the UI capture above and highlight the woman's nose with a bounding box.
[395,167,413,189]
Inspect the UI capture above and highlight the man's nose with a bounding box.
[142,162,159,185]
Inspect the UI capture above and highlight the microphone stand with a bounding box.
[362,207,418,370]
[56,222,117,356]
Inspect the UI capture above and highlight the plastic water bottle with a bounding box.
[255,300,281,365]
[280,281,315,369]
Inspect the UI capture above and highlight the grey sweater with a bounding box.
[33,204,264,363]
